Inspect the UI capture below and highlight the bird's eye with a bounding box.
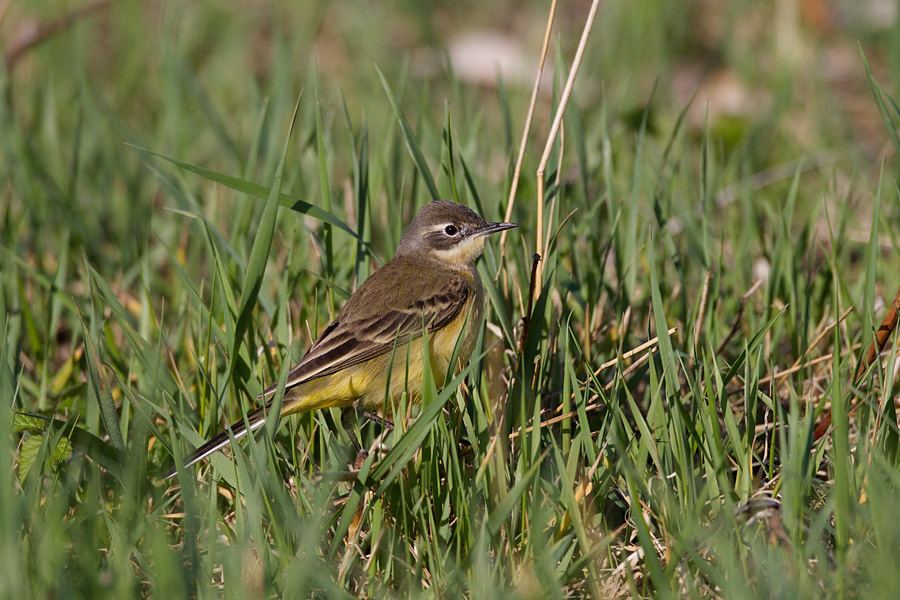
[444,225,459,236]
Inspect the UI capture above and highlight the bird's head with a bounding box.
[395,200,517,265]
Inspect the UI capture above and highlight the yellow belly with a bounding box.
[280,296,481,416]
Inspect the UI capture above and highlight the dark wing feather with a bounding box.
[261,274,470,397]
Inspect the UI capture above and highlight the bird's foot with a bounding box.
[353,449,368,470]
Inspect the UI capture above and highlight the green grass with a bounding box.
[5,1,900,597]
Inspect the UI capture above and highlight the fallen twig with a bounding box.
[814,284,900,439]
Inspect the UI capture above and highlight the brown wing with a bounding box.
[261,274,470,397]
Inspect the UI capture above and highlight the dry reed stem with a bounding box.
[590,327,678,380]
[497,0,558,269]
[508,329,675,440]
[793,307,855,368]
[533,0,601,296]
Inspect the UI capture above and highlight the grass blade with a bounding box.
[376,65,440,201]
[128,144,361,240]
[231,94,302,362]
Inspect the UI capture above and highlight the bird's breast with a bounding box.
[434,269,483,369]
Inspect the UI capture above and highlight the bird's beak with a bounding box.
[476,222,518,237]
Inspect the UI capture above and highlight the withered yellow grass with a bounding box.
[166,200,516,478]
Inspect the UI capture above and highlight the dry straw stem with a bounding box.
[497,0,601,299]
[498,0,557,267]
[748,308,855,393]
[724,308,855,403]
[588,327,678,382]
[533,0,601,295]
[753,345,861,399]
[508,328,676,440]
[793,307,855,369]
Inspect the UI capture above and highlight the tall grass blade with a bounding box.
[376,65,441,201]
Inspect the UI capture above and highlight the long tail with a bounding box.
[163,402,272,479]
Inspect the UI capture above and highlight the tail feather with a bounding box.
[163,404,271,479]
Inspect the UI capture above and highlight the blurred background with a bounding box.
[3,0,898,273]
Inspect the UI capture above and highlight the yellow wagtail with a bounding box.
[166,200,516,477]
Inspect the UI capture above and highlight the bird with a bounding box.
[165,200,517,478]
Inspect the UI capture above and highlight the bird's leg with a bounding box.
[443,405,474,459]
[359,409,394,431]
[351,407,394,468]
[340,406,364,460]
